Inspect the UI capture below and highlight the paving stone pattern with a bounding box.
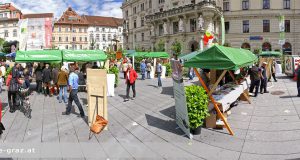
[0,74,300,159]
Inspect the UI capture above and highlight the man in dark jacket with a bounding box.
[52,67,59,95]
[35,64,43,94]
[42,64,52,96]
[249,64,261,97]
[260,62,269,94]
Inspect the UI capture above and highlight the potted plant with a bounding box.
[108,66,119,87]
[185,85,209,135]
[163,63,172,77]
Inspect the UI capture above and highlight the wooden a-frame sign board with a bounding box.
[87,68,108,129]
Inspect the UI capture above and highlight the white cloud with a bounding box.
[2,0,123,18]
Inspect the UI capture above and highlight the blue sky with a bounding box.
[3,0,123,18]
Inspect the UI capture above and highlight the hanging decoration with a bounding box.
[203,30,214,46]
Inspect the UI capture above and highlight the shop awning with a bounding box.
[15,50,62,62]
[259,51,282,57]
[62,50,107,62]
[184,45,258,70]
[144,52,169,58]
[126,51,147,57]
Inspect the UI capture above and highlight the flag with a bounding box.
[221,16,225,45]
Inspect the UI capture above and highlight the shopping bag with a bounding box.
[90,115,108,134]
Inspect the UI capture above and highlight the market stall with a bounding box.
[62,50,107,62]
[143,52,169,79]
[15,50,62,63]
[184,45,257,135]
[258,51,282,79]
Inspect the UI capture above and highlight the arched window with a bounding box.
[262,42,272,51]
[241,43,251,50]
[282,42,292,55]
[13,29,17,37]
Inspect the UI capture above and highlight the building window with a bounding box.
[73,28,76,32]
[85,37,88,42]
[13,29,17,37]
[119,28,121,32]
[141,33,144,41]
[65,28,68,32]
[141,3,144,11]
[133,7,137,14]
[149,0,152,8]
[159,0,165,4]
[190,19,196,32]
[263,0,270,9]
[13,23,17,27]
[285,20,290,32]
[242,0,249,10]
[134,20,137,28]
[243,20,249,33]
[141,17,144,27]
[80,45,83,49]
[108,34,111,41]
[283,0,290,9]
[80,37,82,42]
[52,37,55,41]
[223,1,230,11]
[225,22,230,34]
[66,37,68,42]
[263,20,270,32]
[102,28,105,32]
[102,34,106,41]
[84,28,87,33]
[79,28,82,32]
[191,0,195,4]
[159,24,163,36]
[66,45,68,49]
[125,10,128,18]
[262,42,272,51]
[96,34,100,41]
[96,27,99,31]
[4,30,8,37]
[59,37,62,42]
[241,43,251,50]
[173,21,179,34]
[73,37,76,42]
[134,34,137,42]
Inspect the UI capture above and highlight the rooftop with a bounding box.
[22,13,53,19]
[84,15,123,27]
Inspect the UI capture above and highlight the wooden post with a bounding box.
[194,68,234,136]
[228,71,251,104]
[208,70,227,96]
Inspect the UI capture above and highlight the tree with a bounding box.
[0,38,4,50]
[171,40,182,56]
[156,40,165,52]
[2,41,18,53]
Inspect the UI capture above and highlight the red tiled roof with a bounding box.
[22,13,53,19]
[0,3,20,12]
[84,15,123,27]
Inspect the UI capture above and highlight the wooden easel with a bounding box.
[194,68,251,136]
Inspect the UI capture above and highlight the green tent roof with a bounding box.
[259,51,282,57]
[62,50,107,62]
[0,52,5,57]
[16,50,62,62]
[184,45,258,70]
[144,52,169,58]
[126,51,146,57]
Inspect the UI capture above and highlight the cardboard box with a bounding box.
[206,111,217,128]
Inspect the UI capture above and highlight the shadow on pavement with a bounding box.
[161,86,174,96]
[145,114,185,136]
[280,95,299,98]
[118,94,127,100]
[160,106,175,119]
[147,84,158,88]
[81,98,87,105]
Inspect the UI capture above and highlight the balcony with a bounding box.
[145,1,221,22]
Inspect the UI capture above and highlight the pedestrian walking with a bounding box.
[6,68,21,113]
[62,66,85,118]
[249,64,261,97]
[125,63,137,101]
[270,60,277,82]
[122,62,128,79]
[42,64,52,96]
[52,66,59,95]
[146,62,152,79]
[140,60,146,80]
[57,67,69,103]
[34,64,43,94]
[260,62,269,94]
[156,60,162,87]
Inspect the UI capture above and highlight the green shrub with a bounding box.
[108,66,119,87]
[163,63,172,77]
[185,85,209,129]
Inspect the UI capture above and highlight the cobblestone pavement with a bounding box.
[0,74,300,160]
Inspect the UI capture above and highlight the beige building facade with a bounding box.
[121,0,223,54]
[223,0,300,54]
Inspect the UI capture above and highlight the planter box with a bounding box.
[107,74,115,97]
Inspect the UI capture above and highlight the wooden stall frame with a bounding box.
[194,68,234,136]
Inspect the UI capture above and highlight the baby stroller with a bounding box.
[16,85,31,119]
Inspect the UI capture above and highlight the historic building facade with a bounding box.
[223,0,300,54]
[122,0,223,53]
[85,16,123,51]
[52,7,89,50]
[0,3,22,42]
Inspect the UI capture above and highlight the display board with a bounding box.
[86,69,108,128]
[171,60,191,139]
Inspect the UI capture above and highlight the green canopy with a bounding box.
[126,51,146,57]
[259,51,282,57]
[62,50,107,62]
[16,50,62,62]
[0,52,5,57]
[144,52,169,58]
[184,45,258,70]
